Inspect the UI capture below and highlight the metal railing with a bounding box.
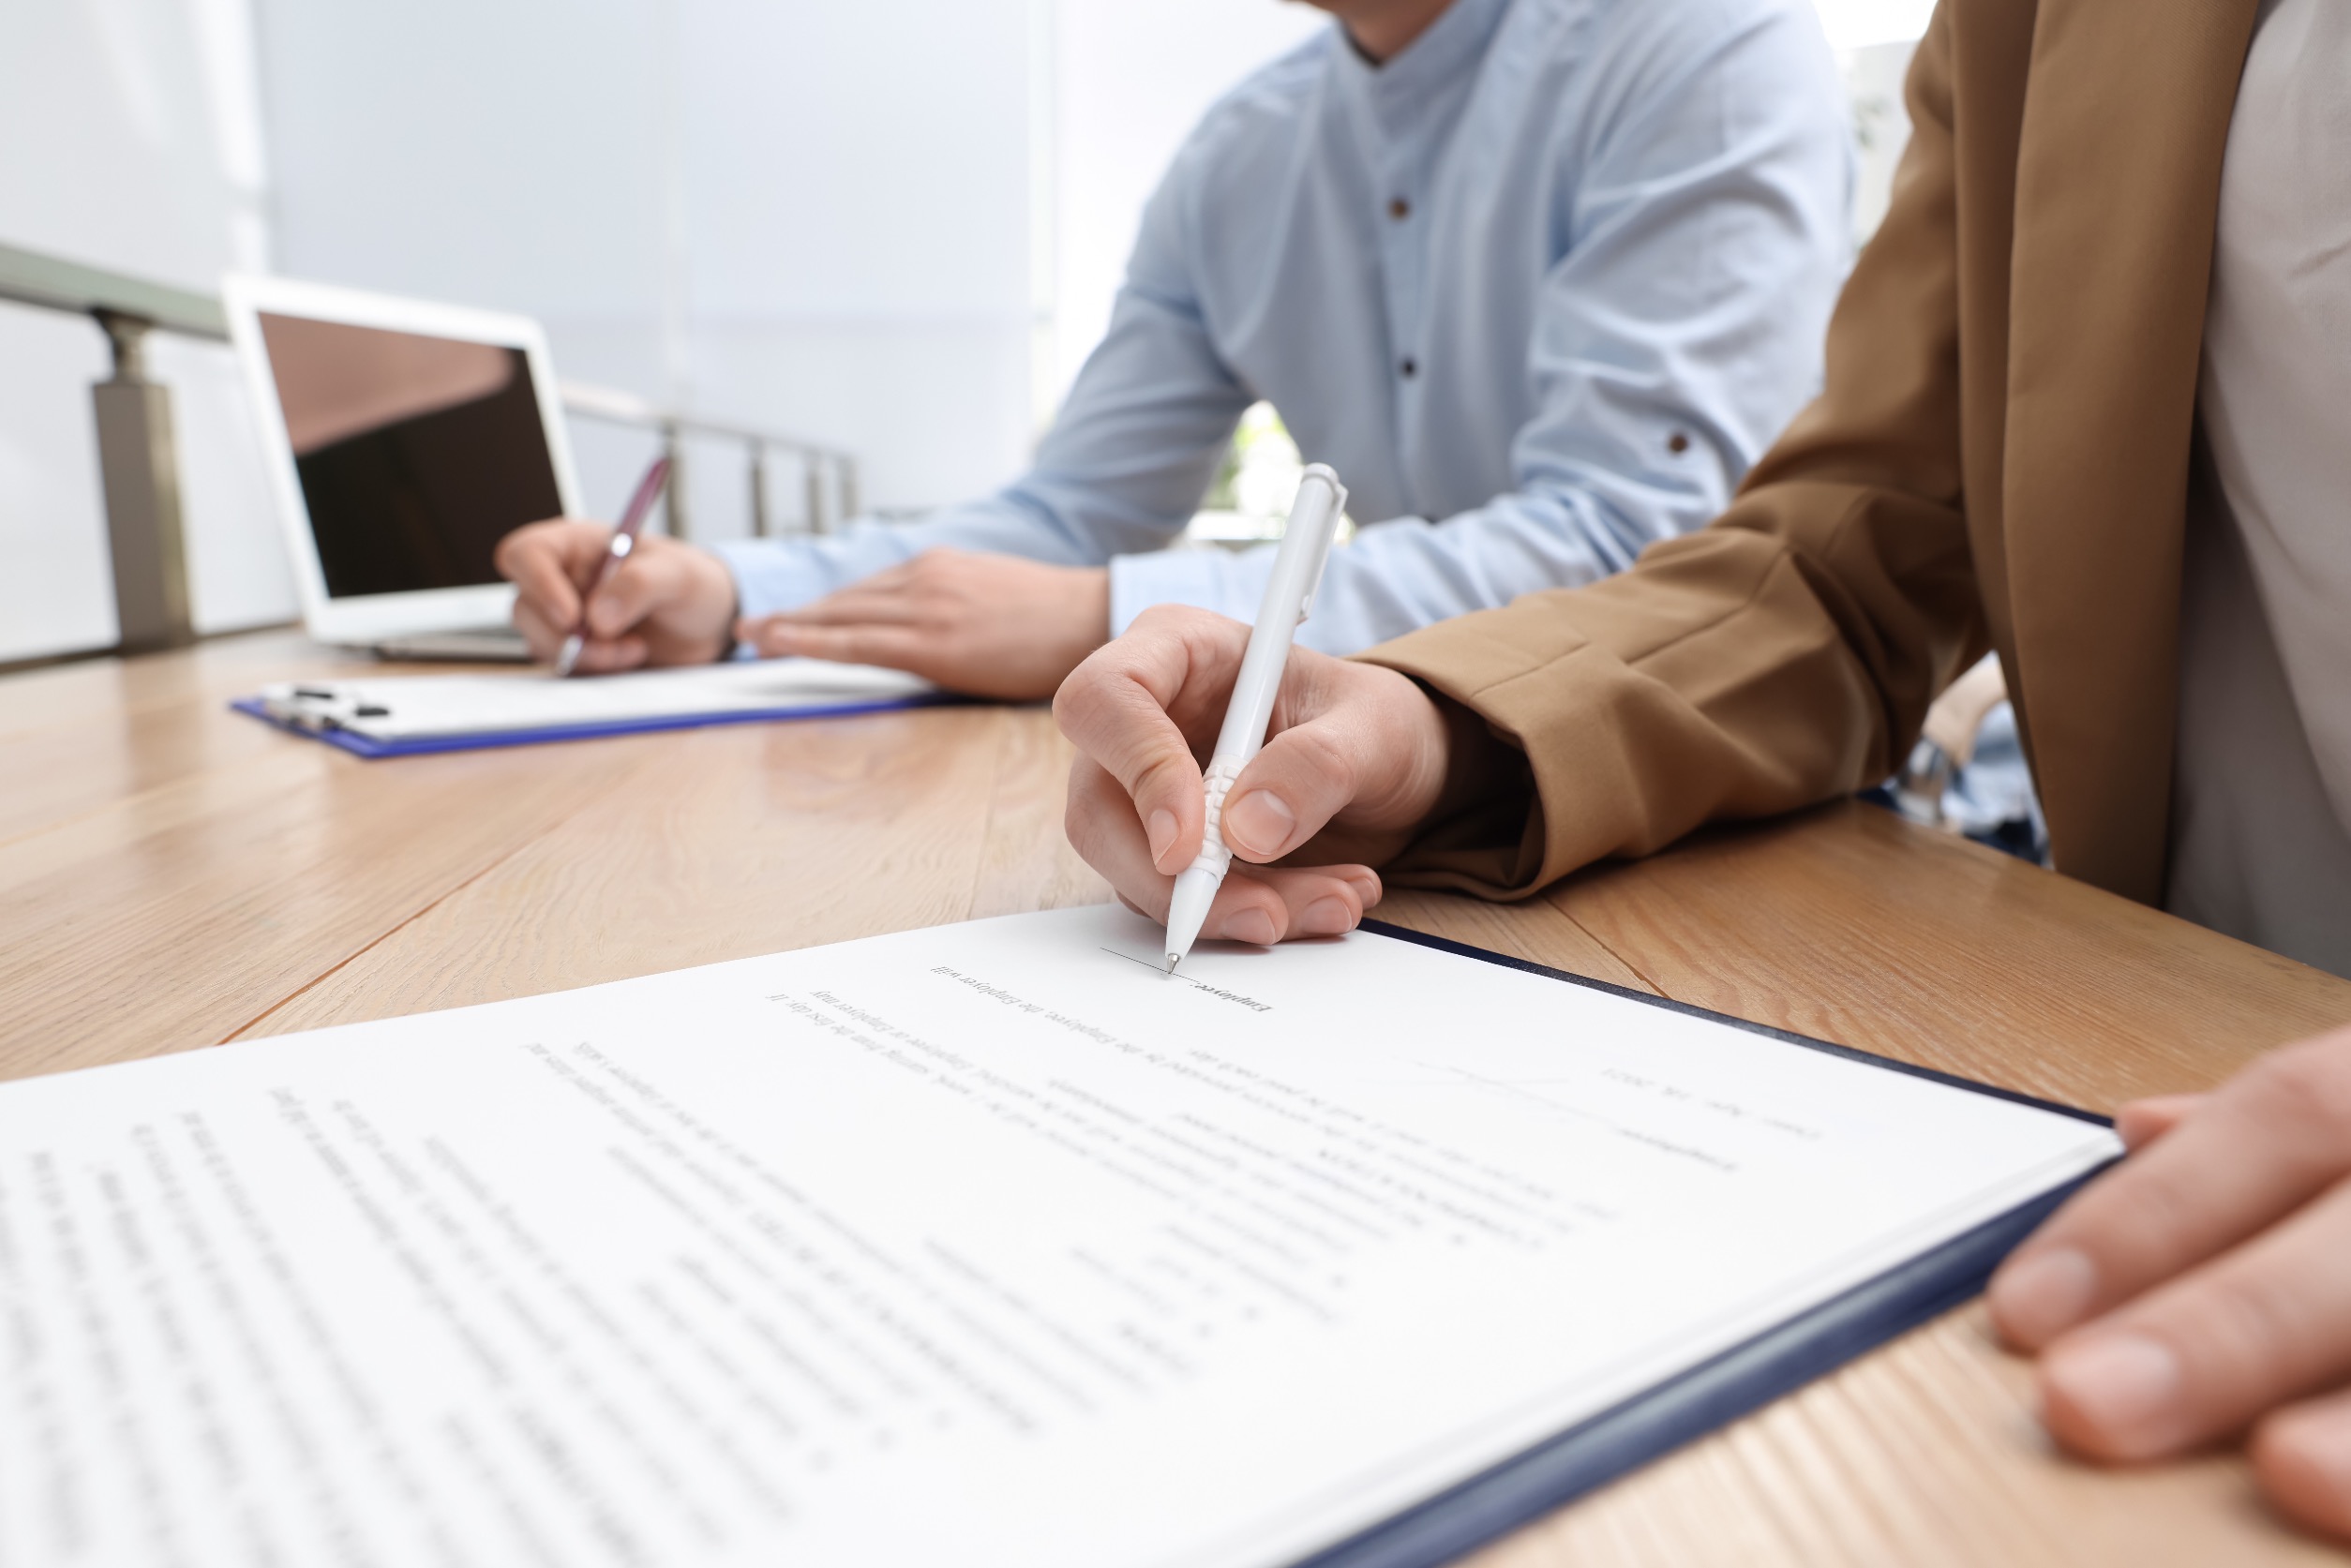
[0,241,225,653]
[557,380,858,545]
[0,240,859,656]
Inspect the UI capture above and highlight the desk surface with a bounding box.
[5,630,2348,1567]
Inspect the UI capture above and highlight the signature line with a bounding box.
[1101,946,1202,984]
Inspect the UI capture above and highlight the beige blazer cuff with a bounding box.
[1355,520,1904,900]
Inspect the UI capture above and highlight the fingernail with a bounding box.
[1295,896,1355,937]
[2044,1334,2181,1450]
[1992,1248,2098,1346]
[1146,809,1179,868]
[1215,907,1279,947]
[1223,791,1296,858]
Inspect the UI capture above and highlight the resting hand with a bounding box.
[495,518,737,671]
[1054,605,1452,947]
[1989,1025,2351,1538]
[741,548,1110,700]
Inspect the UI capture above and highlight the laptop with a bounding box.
[223,274,586,662]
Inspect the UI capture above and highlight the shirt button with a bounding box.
[1667,431,1691,455]
[1388,196,1411,220]
[1400,357,1417,379]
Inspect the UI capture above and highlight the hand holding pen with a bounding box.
[1053,467,1460,965]
[553,455,673,677]
[1159,466,1348,969]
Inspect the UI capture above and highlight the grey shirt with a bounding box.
[2166,0,2351,977]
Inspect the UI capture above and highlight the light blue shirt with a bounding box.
[714,0,1850,655]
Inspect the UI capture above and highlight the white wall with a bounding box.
[0,0,287,662]
[1046,0,1327,411]
[254,0,1043,538]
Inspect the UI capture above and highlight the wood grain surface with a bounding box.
[5,630,2348,1567]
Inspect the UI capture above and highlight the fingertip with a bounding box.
[577,636,648,674]
[1215,905,1280,947]
[2115,1094,2207,1150]
[1988,1247,2097,1351]
[1223,788,1299,861]
[2253,1403,2351,1540]
[2036,1333,2185,1461]
[1344,870,1383,909]
[1294,895,1358,938]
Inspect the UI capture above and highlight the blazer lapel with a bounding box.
[1998,0,2262,903]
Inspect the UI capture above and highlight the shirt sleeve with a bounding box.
[1108,0,1853,654]
[713,143,1254,622]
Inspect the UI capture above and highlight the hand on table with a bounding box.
[495,518,738,671]
[740,548,1112,701]
[1054,605,1453,948]
[1990,1024,2351,1539]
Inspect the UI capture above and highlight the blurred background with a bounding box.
[0,0,1931,666]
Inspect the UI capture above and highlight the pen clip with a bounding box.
[1295,473,1345,623]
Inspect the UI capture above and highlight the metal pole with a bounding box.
[838,455,860,525]
[803,456,826,537]
[748,441,770,538]
[90,310,196,653]
[661,421,690,542]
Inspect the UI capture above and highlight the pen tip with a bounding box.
[1164,955,1179,975]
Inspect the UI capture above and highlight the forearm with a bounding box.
[1359,482,1978,897]
[714,484,1167,621]
[1110,470,1721,654]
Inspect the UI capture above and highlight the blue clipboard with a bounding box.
[1301,921,2114,1568]
[230,692,949,759]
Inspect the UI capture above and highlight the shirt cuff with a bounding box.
[706,537,833,622]
[1107,547,1252,635]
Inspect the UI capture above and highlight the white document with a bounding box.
[255,658,932,741]
[0,907,2119,1568]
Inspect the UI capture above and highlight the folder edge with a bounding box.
[1292,921,2118,1568]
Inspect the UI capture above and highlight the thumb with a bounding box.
[2115,1093,2209,1151]
[1219,717,1371,862]
[585,546,689,639]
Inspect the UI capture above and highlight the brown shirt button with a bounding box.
[1388,196,1411,220]
[1667,431,1691,455]
[1400,357,1418,379]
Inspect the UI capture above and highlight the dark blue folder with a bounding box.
[1303,921,2113,1568]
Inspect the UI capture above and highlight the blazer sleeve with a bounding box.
[1357,7,1990,899]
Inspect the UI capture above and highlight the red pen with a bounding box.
[554,455,671,678]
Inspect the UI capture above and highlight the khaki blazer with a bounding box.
[1367,0,2262,908]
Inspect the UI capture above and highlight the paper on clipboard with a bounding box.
[248,658,935,743]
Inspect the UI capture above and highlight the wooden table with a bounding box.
[5,629,2348,1566]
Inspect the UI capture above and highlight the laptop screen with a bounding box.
[256,312,563,600]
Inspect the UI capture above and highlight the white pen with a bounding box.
[1164,463,1348,973]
